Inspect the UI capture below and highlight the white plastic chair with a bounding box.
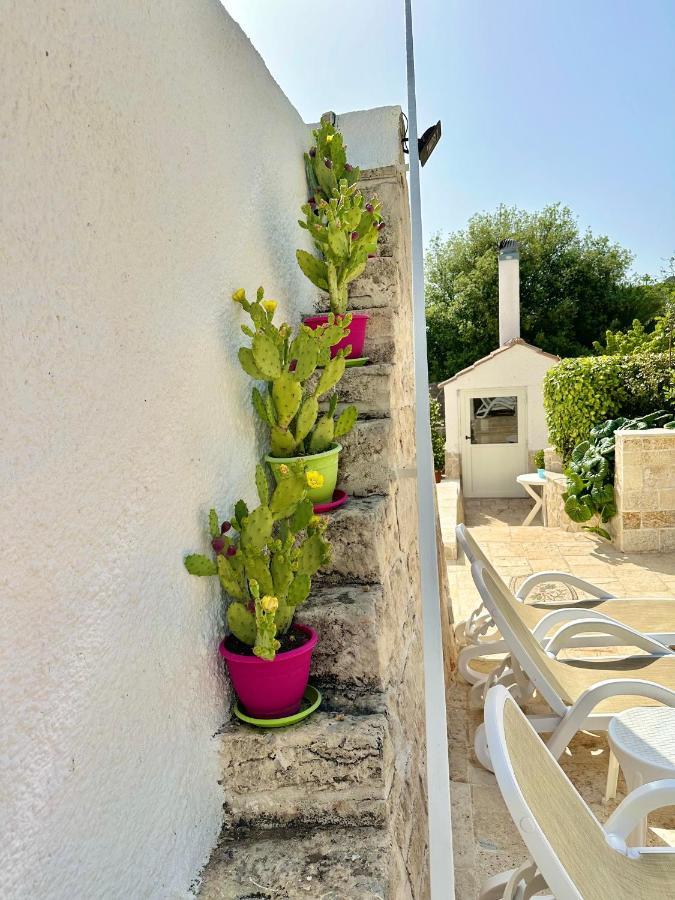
[480,684,675,899]
[470,560,675,771]
[456,524,675,689]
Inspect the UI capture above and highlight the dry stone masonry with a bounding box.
[199,165,432,899]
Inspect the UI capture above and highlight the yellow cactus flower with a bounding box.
[262,299,277,315]
[325,134,334,143]
[278,464,290,476]
[306,470,325,489]
[232,288,246,303]
[261,595,279,613]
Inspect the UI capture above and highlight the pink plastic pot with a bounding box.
[219,625,318,719]
[303,313,369,359]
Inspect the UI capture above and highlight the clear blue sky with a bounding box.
[224,0,675,279]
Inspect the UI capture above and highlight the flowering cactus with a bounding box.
[184,464,330,660]
[298,121,384,316]
[232,287,358,457]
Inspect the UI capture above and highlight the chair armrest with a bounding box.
[546,679,675,759]
[605,780,675,846]
[546,619,674,657]
[532,608,631,643]
[515,571,616,602]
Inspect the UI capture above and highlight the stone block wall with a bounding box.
[614,429,675,552]
[199,164,438,899]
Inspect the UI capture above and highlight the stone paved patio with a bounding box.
[446,498,675,899]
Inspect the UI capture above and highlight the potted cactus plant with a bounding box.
[297,121,384,359]
[232,286,358,503]
[184,464,330,718]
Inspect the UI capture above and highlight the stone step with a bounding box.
[313,256,401,312]
[219,711,391,829]
[310,362,393,420]
[198,825,401,899]
[301,584,392,698]
[320,495,392,585]
[338,418,392,497]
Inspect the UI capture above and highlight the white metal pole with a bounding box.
[404,1,455,897]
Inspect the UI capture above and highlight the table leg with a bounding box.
[521,483,542,526]
[624,769,648,847]
[604,750,619,802]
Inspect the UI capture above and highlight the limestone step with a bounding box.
[338,418,392,497]
[301,584,392,697]
[219,711,391,829]
[321,495,391,585]
[198,825,397,899]
[309,362,393,420]
[313,256,401,312]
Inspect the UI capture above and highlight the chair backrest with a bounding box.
[485,685,675,900]
[471,560,571,712]
[456,523,491,568]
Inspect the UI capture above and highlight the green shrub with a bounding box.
[563,411,675,539]
[429,396,445,472]
[543,352,674,459]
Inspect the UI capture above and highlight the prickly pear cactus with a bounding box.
[298,121,384,316]
[232,287,358,459]
[183,469,330,660]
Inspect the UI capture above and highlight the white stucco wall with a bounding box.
[442,344,559,459]
[314,106,405,170]
[1,2,321,898]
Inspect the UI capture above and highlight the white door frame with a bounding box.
[460,386,528,498]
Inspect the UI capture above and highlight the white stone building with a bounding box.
[440,241,560,498]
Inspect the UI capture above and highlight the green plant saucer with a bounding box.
[345,357,369,368]
[233,685,322,728]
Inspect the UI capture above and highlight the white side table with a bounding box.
[605,707,675,846]
[516,473,547,526]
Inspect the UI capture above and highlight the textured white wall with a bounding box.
[0,2,316,897]
[319,106,405,170]
[443,345,559,456]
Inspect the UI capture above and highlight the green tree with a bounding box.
[425,204,658,383]
[593,257,675,361]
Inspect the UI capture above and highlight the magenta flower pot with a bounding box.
[219,625,317,719]
[304,313,369,359]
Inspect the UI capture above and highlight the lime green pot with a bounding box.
[266,444,342,503]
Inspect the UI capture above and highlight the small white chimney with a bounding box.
[498,239,520,345]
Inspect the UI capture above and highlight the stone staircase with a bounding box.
[199,166,430,899]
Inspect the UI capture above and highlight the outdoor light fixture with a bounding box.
[401,116,442,167]
[418,120,441,167]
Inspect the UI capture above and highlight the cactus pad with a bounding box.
[227,602,257,646]
[252,332,281,379]
[241,505,273,551]
[243,552,274,597]
[295,396,319,443]
[308,414,335,453]
[272,372,302,428]
[269,472,306,519]
[315,355,346,397]
[238,347,264,380]
[217,554,244,599]
[287,572,311,607]
[270,426,297,457]
[297,533,330,576]
[334,404,358,438]
[251,387,271,425]
[255,464,269,506]
[289,497,314,533]
[184,554,217,577]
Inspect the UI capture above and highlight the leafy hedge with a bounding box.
[543,353,674,459]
